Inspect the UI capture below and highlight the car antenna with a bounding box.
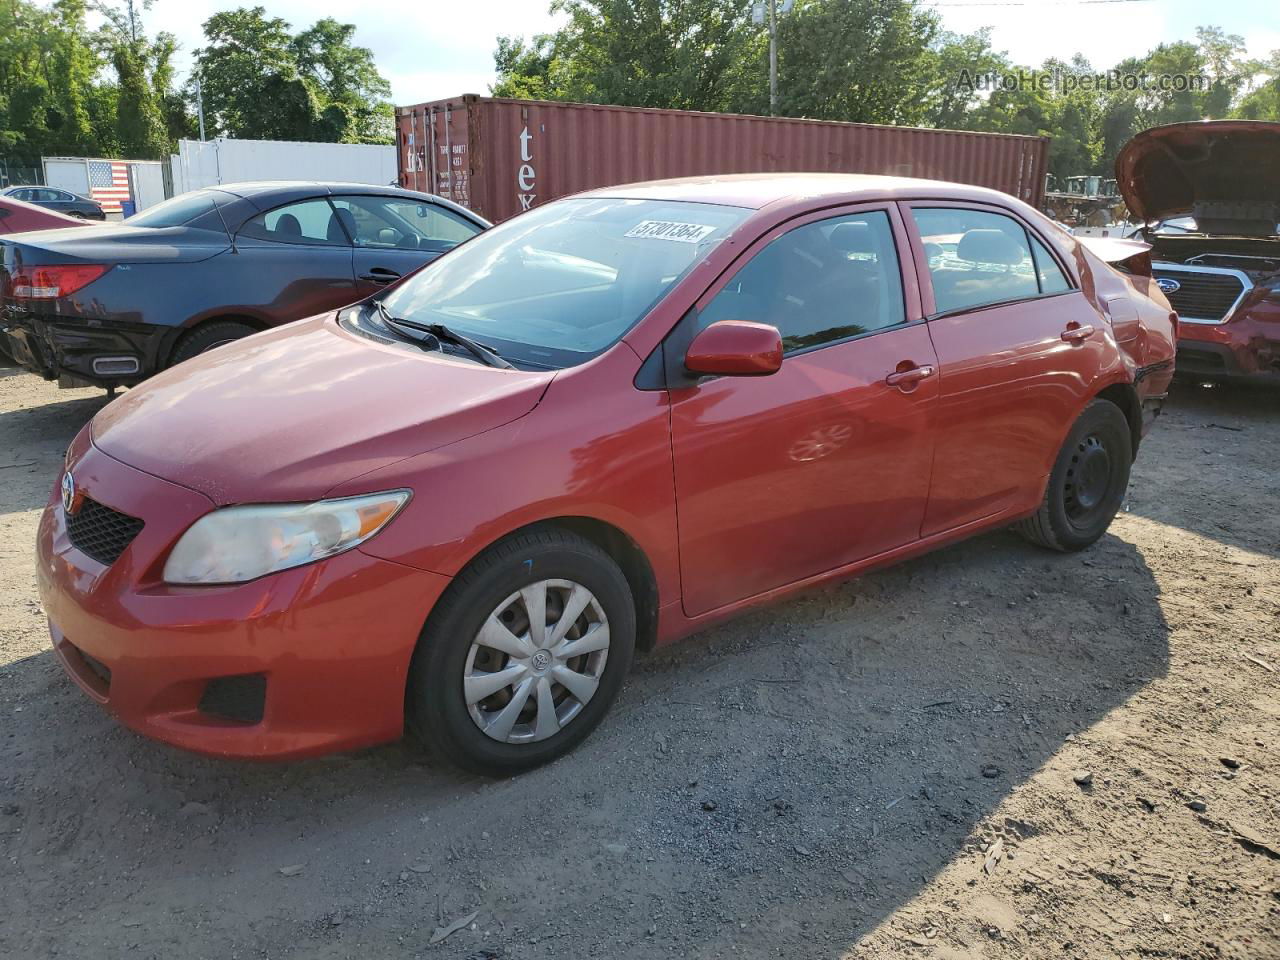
[212,198,238,254]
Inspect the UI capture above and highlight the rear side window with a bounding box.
[239,199,349,246]
[697,210,906,353]
[1030,235,1071,293]
[128,191,222,227]
[912,208,1047,314]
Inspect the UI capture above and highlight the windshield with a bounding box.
[127,190,224,228]
[379,197,750,368]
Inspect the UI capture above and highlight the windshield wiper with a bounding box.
[372,300,513,369]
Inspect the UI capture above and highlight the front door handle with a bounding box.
[360,268,401,284]
[1061,323,1096,343]
[885,364,936,389]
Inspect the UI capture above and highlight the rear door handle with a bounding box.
[1061,323,1095,343]
[360,268,401,284]
[885,364,936,388]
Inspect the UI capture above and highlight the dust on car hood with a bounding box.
[91,313,554,506]
[1115,120,1280,236]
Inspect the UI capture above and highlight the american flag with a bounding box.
[88,160,131,213]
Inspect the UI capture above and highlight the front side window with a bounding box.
[697,210,906,353]
[239,199,349,246]
[331,195,481,251]
[912,207,1051,314]
[377,197,749,368]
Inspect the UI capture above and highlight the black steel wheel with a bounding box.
[1016,399,1132,552]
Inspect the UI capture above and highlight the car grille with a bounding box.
[1152,266,1247,323]
[65,497,144,567]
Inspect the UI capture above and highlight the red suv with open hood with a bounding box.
[36,174,1176,775]
[1117,120,1280,382]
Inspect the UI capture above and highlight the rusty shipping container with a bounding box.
[396,95,1049,223]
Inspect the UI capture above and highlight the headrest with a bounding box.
[275,213,301,236]
[327,208,356,242]
[829,222,877,256]
[957,229,1025,266]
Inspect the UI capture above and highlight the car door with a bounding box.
[232,197,358,322]
[903,202,1106,536]
[332,194,484,296]
[668,205,939,617]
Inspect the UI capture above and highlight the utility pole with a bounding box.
[195,77,206,141]
[768,0,778,116]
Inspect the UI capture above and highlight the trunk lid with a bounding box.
[91,313,555,505]
[2,224,230,265]
[1115,120,1280,236]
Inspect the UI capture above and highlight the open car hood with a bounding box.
[1115,120,1280,236]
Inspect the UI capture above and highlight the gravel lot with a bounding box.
[1,361,1278,960]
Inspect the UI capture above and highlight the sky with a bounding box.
[137,0,1280,106]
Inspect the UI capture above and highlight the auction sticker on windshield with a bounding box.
[624,220,717,243]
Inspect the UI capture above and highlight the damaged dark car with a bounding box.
[0,182,487,391]
[1116,120,1280,382]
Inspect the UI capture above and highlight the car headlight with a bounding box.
[163,490,411,585]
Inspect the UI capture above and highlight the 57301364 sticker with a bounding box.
[624,220,717,243]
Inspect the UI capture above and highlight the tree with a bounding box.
[94,0,181,158]
[494,0,760,112]
[770,0,941,124]
[291,18,392,142]
[192,6,393,143]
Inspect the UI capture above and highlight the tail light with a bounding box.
[9,264,109,300]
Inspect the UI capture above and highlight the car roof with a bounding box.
[581,172,1024,211]
[216,181,414,199]
[207,181,488,225]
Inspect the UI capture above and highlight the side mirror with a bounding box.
[684,320,783,377]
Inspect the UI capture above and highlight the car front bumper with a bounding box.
[1176,302,1280,381]
[36,437,449,760]
[0,308,176,387]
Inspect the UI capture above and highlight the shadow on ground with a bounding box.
[0,355,1188,957]
[1,522,1170,958]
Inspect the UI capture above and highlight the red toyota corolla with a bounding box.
[35,175,1176,775]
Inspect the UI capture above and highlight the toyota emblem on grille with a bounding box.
[1156,277,1181,294]
[61,471,79,515]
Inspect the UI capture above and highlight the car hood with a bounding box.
[5,223,230,263]
[91,314,555,505]
[1115,120,1280,236]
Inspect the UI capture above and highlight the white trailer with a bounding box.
[170,138,398,195]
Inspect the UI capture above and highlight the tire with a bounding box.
[169,321,258,367]
[406,527,636,776]
[1016,398,1132,552]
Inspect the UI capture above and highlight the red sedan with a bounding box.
[0,194,91,234]
[34,175,1176,774]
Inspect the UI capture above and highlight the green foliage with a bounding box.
[192,7,393,143]
[0,0,391,174]
[494,1,1280,178]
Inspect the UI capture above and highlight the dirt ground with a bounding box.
[1,361,1277,960]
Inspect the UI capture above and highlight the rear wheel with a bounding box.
[406,528,636,776]
[169,321,258,367]
[1016,398,1132,552]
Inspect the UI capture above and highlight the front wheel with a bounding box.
[406,528,636,776]
[1016,398,1132,552]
